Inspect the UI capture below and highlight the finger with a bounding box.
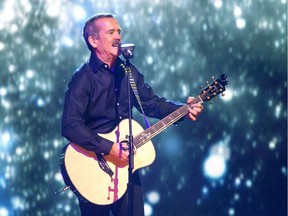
[188,113,196,121]
[192,107,202,113]
[187,96,194,104]
[192,104,203,112]
[121,153,129,162]
[190,103,202,108]
[189,109,199,116]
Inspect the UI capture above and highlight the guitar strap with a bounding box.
[120,63,150,128]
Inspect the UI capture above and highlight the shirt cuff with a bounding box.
[97,138,114,155]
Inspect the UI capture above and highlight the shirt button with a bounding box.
[119,116,122,120]
[117,103,120,106]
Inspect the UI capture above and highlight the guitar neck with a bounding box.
[133,96,203,149]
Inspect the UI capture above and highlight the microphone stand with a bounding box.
[123,52,134,216]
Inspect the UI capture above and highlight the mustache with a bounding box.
[112,40,121,47]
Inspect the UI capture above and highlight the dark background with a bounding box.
[0,0,287,215]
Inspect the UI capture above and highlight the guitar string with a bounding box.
[133,105,189,148]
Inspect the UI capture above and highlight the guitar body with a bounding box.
[60,119,156,205]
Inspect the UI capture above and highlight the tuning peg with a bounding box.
[212,76,215,81]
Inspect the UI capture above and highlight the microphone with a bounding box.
[120,43,135,59]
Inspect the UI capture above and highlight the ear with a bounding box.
[88,36,97,49]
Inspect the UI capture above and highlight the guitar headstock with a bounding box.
[200,74,228,102]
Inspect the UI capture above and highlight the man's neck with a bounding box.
[96,53,116,69]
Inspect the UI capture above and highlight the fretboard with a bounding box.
[133,96,203,148]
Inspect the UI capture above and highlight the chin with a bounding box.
[113,52,121,57]
[111,49,120,57]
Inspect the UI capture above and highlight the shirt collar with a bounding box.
[88,52,124,74]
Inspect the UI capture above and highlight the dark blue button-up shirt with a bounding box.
[61,52,182,154]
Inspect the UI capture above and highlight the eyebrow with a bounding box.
[107,28,122,34]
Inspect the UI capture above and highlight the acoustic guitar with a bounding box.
[60,74,228,205]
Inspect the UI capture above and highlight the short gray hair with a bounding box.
[83,13,117,51]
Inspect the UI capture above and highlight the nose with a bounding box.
[115,32,121,40]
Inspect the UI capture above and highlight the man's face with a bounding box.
[93,17,122,60]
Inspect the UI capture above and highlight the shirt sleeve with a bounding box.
[61,71,113,155]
